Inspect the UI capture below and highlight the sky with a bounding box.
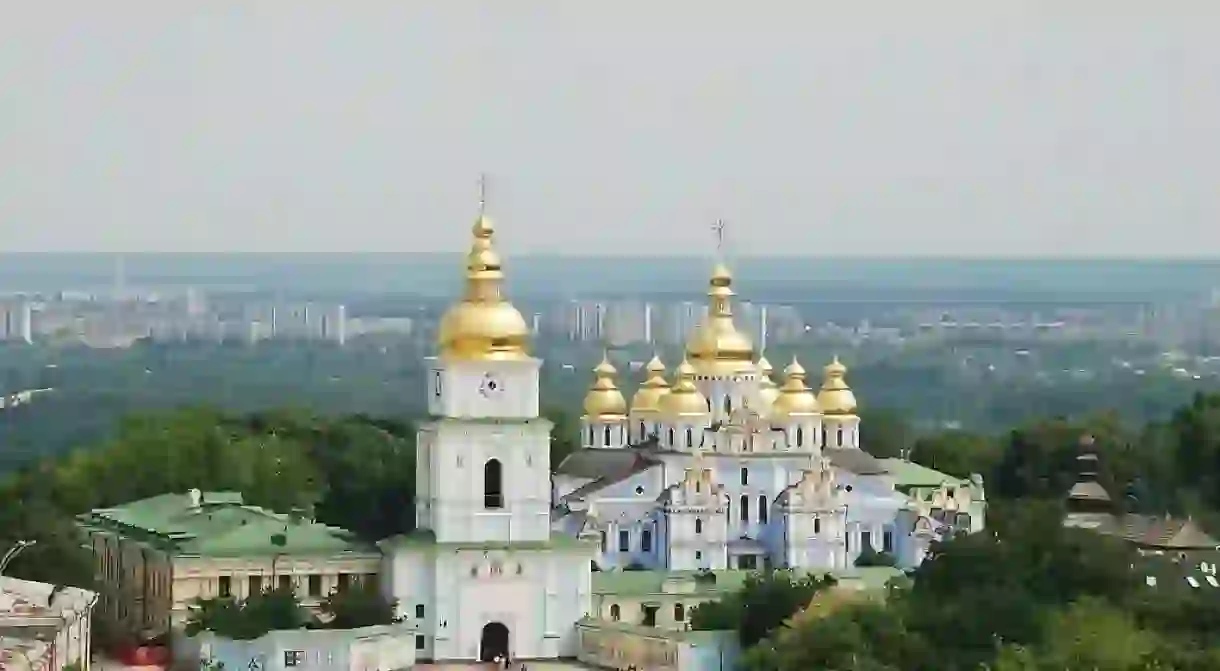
[0,3,1217,257]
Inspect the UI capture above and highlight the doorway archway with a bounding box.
[479,621,510,662]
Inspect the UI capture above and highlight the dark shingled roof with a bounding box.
[827,448,889,475]
[561,452,660,503]
[1103,515,1220,550]
[555,448,643,480]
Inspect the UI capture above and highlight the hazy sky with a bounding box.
[1,3,1217,256]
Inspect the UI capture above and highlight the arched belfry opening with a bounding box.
[484,458,504,509]
[480,621,510,662]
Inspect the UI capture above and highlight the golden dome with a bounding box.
[583,354,628,419]
[686,261,755,375]
[817,356,858,415]
[756,355,781,410]
[437,213,532,362]
[630,354,670,415]
[658,359,709,418]
[770,358,821,419]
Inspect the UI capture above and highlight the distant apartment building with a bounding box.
[1,300,33,343]
[77,490,379,640]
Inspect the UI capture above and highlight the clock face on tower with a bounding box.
[479,373,505,398]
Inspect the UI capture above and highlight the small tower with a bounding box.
[769,358,822,451]
[1063,434,1116,530]
[657,359,711,451]
[817,357,859,449]
[629,354,670,443]
[659,448,729,570]
[685,258,757,419]
[581,354,629,448]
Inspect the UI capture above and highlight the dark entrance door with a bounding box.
[479,621,510,662]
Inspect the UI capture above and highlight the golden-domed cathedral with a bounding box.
[556,254,986,573]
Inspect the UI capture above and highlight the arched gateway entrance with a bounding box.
[480,621,510,662]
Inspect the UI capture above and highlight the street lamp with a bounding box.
[0,540,37,575]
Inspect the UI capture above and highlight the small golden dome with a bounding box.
[771,357,820,418]
[583,354,627,419]
[630,354,670,414]
[756,355,781,410]
[437,213,532,362]
[817,356,858,416]
[686,261,755,376]
[659,359,709,418]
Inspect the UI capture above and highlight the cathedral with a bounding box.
[379,194,986,665]
[551,254,987,574]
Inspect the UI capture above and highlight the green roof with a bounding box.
[592,567,904,597]
[77,491,374,558]
[379,529,596,553]
[879,459,964,489]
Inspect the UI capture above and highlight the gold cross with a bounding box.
[477,173,488,216]
[711,219,726,254]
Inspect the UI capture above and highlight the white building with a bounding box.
[553,263,988,573]
[0,576,97,671]
[379,208,595,664]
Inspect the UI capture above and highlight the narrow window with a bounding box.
[415,635,425,651]
[695,518,703,535]
[639,422,646,438]
[247,575,261,596]
[674,603,686,621]
[686,428,693,446]
[218,576,231,598]
[724,396,731,414]
[599,531,607,552]
[308,575,322,597]
[618,530,630,552]
[668,428,675,445]
[883,530,894,552]
[484,459,504,509]
[758,495,768,524]
[740,495,749,522]
[604,425,613,445]
[814,517,821,534]
[740,467,748,486]
[610,604,621,621]
[415,604,425,619]
[642,528,653,552]
[796,427,803,446]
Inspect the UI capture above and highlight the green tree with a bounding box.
[186,587,308,640]
[319,580,397,629]
[689,570,835,648]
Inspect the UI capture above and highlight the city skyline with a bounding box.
[2,4,1217,256]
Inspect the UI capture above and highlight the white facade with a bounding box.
[381,210,595,664]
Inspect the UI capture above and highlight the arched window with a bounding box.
[610,604,621,621]
[814,517,821,534]
[724,396,731,415]
[639,422,646,439]
[599,530,607,552]
[685,428,693,446]
[483,459,504,509]
[758,495,768,524]
[604,425,612,446]
[668,428,676,446]
[695,518,703,534]
[796,427,804,447]
[706,397,712,412]
[674,603,685,621]
[837,427,844,447]
[740,495,749,522]
[641,528,653,552]
[588,426,594,444]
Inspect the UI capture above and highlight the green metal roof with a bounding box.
[378,529,596,553]
[77,491,374,558]
[879,459,964,489]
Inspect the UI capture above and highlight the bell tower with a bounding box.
[416,179,551,544]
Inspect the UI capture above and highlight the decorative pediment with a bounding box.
[781,458,840,510]
[926,482,975,512]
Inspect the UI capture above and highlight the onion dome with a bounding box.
[685,262,755,376]
[755,354,781,410]
[658,359,710,419]
[437,211,531,361]
[583,354,628,419]
[770,358,821,419]
[817,356,858,415]
[630,354,670,414]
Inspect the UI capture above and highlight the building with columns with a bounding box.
[554,261,988,573]
[77,490,379,641]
